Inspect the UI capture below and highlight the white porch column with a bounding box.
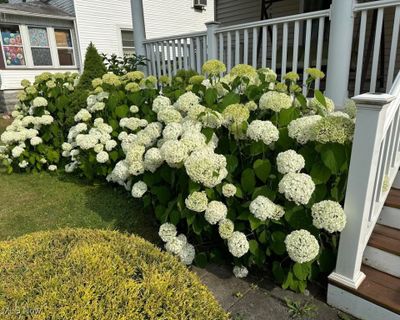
[130,0,146,57]
[205,21,220,60]
[325,0,355,107]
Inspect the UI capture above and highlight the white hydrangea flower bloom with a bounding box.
[285,229,319,263]
[278,172,315,205]
[32,97,48,108]
[94,144,104,153]
[120,117,148,131]
[65,161,78,173]
[222,183,237,197]
[187,104,206,120]
[181,130,207,152]
[201,109,223,129]
[131,181,148,198]
[165,234,187,255]
[30,136,42,146]
[74,109,92,122]
[48,164,57,171]
[179,243,196,265]
[157,107,182,124]
[185,191,208,212]
[247,120,279,145]
[11,146,24,158]
[18,160,28,168]
[162,122,183,140]
[227,231,249,258]
[184,147,228,188]
[39,115,54,125]
[105,139,117,151]
[96,151,109,163]
[160,140,189,168]
[158,223,177,242]
[287,115,322,144]
[76,134,98,150]
[106,160,130,185]
[152,95,171,113]
[174,92,200,113]
[249,196,285,221]
[130,105,139,113]
[311,200,346,233]
[143,148,164,172]
[218,219,235,239]
[259,91,292,112]
[308,96,335,113]
[205,201,228,225]
[62,142,73,152]
[233,266,249,278]
[276,150,305,174]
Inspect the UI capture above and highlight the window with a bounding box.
[121,30,134,56]
[0,25,25,66]
[55,29,74,66]
[193,0,207,10]
[28,27,52,66]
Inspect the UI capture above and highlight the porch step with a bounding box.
[379,187,400,229]
[328,265,400,319]
[363,224,400,277]
[384,188,400,209]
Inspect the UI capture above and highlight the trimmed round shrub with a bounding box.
[0,229,228,320]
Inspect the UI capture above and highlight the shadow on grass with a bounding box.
[56,174,160,244]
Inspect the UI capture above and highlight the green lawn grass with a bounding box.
[0,173,158,241]
[0,117,158,242]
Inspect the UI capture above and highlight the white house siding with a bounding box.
[1,68,79,90]
[73,0,133,58]
[142,0,215,39]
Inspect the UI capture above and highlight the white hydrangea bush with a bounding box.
[3,63,354,292]
[0,71,79,172]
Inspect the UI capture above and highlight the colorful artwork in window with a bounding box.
[3,45,25,66]
[29,28,49,47]
[1,25,25,66]
[1,30,22,46]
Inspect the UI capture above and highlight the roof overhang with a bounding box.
[0,8,75,21]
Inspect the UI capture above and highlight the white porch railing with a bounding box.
[143,10,330,94]
[329,70,400,289]
[214,10,330,94]
[143,31,207,77]
[352,0,400,96]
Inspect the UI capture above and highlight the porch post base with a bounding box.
[328,271,366,289]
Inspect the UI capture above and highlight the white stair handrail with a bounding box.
[329,72,400,290]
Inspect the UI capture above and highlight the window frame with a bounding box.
[120,28,135,56]
[54,28,76,67]
[0,24,27,68]
[27,26,53,67]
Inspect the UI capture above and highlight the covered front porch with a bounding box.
[131,0,400,107]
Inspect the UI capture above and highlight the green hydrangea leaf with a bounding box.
[241,168,256,194]
[253,159,271,183]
